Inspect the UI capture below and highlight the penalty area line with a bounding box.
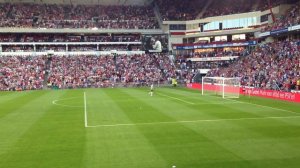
[157,93,195,105]
[203,94,298,115]
[84,92,88,128]
[225,98,299,115]
[86,115,300,128]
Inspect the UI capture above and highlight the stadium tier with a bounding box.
[156,0,299,21]
[0,54,176,91]
[0,3,159,29]
[0,34,141,42]
[262,3,300,31]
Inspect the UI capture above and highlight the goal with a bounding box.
[202,77,241,98]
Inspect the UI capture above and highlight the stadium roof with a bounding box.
[0,0,153,6]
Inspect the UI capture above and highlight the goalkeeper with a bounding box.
[172,78,177,87]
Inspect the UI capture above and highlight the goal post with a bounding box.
[202,77,241,98]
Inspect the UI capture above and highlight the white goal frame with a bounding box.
[202,77,241,99]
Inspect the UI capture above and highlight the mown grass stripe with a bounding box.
[0,91,48,119]
[0,90,86,168]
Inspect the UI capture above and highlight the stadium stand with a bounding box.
[0,34,141,42]
[47,54,176,89]
[1,0,300,93]
[155,0,205,21]
[262,3,300,31]
[0,3,159,29]
[192,50,245,58]
[201,0,254,19]
[0,56,46,91]
[156,0,299,21]
[206,39,300,91]
[0,33,141,42]
[258,0,298,11]
[0,54,176,91]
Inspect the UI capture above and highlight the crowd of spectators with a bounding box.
[258,0,299,11]
[1,45,141,52]
[2,40,300,92]
[193,50,247,58]
[201,0,254,18]
[156,0,265,20]
[155,0,204,21]
[207,39,300,91]
[0,56,46,91]
[36,46,67,52]
[0,3,159,29]
[69,46,98,52]
[174,49,247,63]
[174,49,246,83]
[156,0,252,21]
[83,35,140,42]
[2,46,34,52]
[47,55,115,88]
[155,0,296,21]
[48,54,176,89]
[201,0,297,19]
[0,33,142,52]
[262,3,300,31]
[0,34,141,42]
[193,61,233,70]
[0,34,17,42]
[0,54,176,91]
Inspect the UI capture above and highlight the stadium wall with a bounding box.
[187,83,300,103]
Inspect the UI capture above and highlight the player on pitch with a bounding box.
[149,83,154,96]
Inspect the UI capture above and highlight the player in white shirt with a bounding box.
[149,84,154,96]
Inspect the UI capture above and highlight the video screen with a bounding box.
[141,34,169,53]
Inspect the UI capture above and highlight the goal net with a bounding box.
[202,77,240,98]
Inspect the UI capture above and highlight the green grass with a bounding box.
[0,87,300,168]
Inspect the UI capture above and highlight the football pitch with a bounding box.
[0,87,300,168]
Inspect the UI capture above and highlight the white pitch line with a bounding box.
[86,115,300,128]
[225,98,299,115]
[157,93,195,105]
[201,94,298,115]
[52,97,83,108]
[84,92,88,128]
[98,99,241,105]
